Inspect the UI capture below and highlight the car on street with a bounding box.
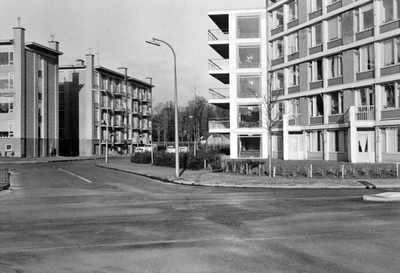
[134,146,146,153]
[179,146,188,153]
[166,146,176,153]
[143,144,158,152]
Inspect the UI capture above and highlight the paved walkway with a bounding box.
[0,156,399,189]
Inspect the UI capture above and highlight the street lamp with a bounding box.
[146,38,179,178]
[146,77,154,164]
[188,115,198,157]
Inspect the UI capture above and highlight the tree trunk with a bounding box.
[268,129,272,178]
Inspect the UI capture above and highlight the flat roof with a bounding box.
[25,42,63,56]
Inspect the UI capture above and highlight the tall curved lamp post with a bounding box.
[146,38,179,178]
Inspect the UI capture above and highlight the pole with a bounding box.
[151,38,179,178]
[105,94,108,163]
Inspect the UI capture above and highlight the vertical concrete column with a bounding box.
[85,54,95,156]
[13,27,25,157]
[375,127,381,163]
[349,106,357,163]
[282,114,289,160]
[323,129,328,161]
[375,84,381,121]
[231,132,238,159]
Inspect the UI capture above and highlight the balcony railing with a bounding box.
[208,29,229,41]
[209,88,229,100]
[209,118,230,129]
[208,59,229,70]
[356,106,375,120]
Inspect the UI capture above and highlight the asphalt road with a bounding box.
[1,159,400,273]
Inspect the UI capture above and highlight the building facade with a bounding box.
[59,54,153,156]
[208,8,268,159]
[0,27,62,157]
[209,0,400,163]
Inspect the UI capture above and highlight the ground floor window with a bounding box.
[381,127,400,153]
[272,134,283,152]
[329,130,347,152]
[238,135,261,158]
[309,130,324,152]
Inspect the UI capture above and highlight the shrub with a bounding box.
[130,152,151,164]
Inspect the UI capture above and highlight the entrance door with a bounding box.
[357,132,375,162]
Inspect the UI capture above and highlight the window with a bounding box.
[238,105,261,128]
[8,120,14,137]
[383,83,399,109]
[238,75,261,98]
[328,16,342,41]
[330,92,343,115]
[272,38,284,59]
[310,59,323,82]
[355,4,374,32]
[238,135,261,158]
[309,95,324,116]
[310,23,323,46]
[237,15,260,38]
[328,0,340,4]
[288,65,299,87]
[238,45,260,68]
[287,32,299,55]
[272,7,284,28]
[356,44,375,72]
[288,1,298,22]
[310,0,322,12]
[273,70,284,90]
[382,127,400,153]
[0,96,14,113]
[0,72,14,89]
[381,0,400,24]
[0,46,13,65]
[382,37,400,67]
[309,130,324,152]
[328,54,342,78]
[329,130,348,152]
[273,102,284,120]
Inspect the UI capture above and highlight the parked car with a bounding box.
[134,146,146,153]
[166,146,176,153]
[179,146,188,153]
[143,144,158,152]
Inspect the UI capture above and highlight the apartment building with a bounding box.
[0,27,62,157]
[59,54,153,156]
[209,1,400,163]
[208,8,268,159]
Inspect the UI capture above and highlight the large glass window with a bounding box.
[287,32,299,55]
[328,16,342,41]
[0,72,14,89]
[0,46,13,66]
[238,105,261,128]
[309,130,324,152]
[309,95,324,116]
[329,130,347,152]
[0,96,14,113]
[382,37,400,67]
[355,4,374,32]
[383,83,399,109]
[238,45,260,68]
[237,15,260,38]
[310,59,323,82]
[288,1,298,22]
[288,65,299,87]
[310,23,323,46]
[330,92,343,115]
[272,38,284,59]
[381,0,400,24]
[238,75,261,98]
[328,54,343,78]
[310,0,322,12]
[272,7,284,28]
[273,69,284,90]
[382,127,400,153]
[238,135,261,158]
[356,44,375,72]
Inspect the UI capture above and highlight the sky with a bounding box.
[0,0,265,106]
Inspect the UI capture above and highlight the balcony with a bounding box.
[208,29,229,59]
[209,88,229,109]
[208,59,229,84]
[209,118,230,133]
[357,106,375,121]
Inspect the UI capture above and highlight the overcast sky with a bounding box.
[0,0,265,105]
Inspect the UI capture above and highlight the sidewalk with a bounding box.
[96,158,400,189]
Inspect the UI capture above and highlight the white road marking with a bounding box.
[58,168,92,183]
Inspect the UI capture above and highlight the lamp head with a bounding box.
[146,39,160,46]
